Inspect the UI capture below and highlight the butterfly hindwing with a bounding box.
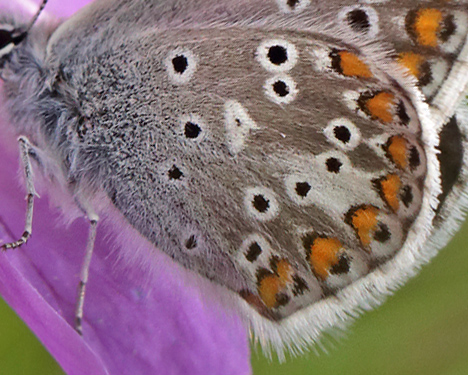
[332,1,468,248]
[302,1,468,118]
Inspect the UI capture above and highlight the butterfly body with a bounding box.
[0,0,467,354]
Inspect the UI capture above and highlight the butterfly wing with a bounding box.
[318,1,468,113]
[42,0,466,353]
[323,0,468,251]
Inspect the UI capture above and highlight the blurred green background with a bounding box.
[1,220,468,374]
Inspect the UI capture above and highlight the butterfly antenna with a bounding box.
[24,0,49,34]
[10,0,49,46]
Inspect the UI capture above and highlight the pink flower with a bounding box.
[0,1,251,374]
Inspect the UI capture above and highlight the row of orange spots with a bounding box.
[376,174,402,212]
[308,237,343,280]
[257,259,293,309]
[411,8,443,47]
[347,205,379,247]
[363,92,396,123]
[385,135,409,169]
[398,52,425,79]
[335,51,373,78]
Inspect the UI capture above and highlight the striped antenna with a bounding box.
[24,0,49,34]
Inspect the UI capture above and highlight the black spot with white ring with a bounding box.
[244,187,279,221]
[253,195,270,213]
[184,121,201,139]
[256,40,298,72]
[264,75,298,104]
[245,242,263,262]
[295,182,311,197]
[268,45,288,65]
[324,118,361,150]
[326,157,342,173]
[273,80,289,97]
[165,49,197,84]
[334,126,351,144]
[347,9,371,33]
[172,55,188,74]
[180,114,207,142]
[338,6,380,38]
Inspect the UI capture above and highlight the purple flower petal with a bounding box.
[0,1,251,374]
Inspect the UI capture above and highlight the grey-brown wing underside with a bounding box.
[44,0,460,320]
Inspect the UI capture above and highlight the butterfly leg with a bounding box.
[74,217,98,335]
[1,136,37,251]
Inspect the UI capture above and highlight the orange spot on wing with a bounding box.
[309,237,343,280]
[387,136,408,169]
[258,275,281,309]
[366,92,395,123]
[414,8,443,47]
[339,51,373,78]
[349,206,379,247]
[398,52,425,78]
[257,259,293,309]
[380,174,402,212]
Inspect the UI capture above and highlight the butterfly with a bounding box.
[0,0,467,363]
